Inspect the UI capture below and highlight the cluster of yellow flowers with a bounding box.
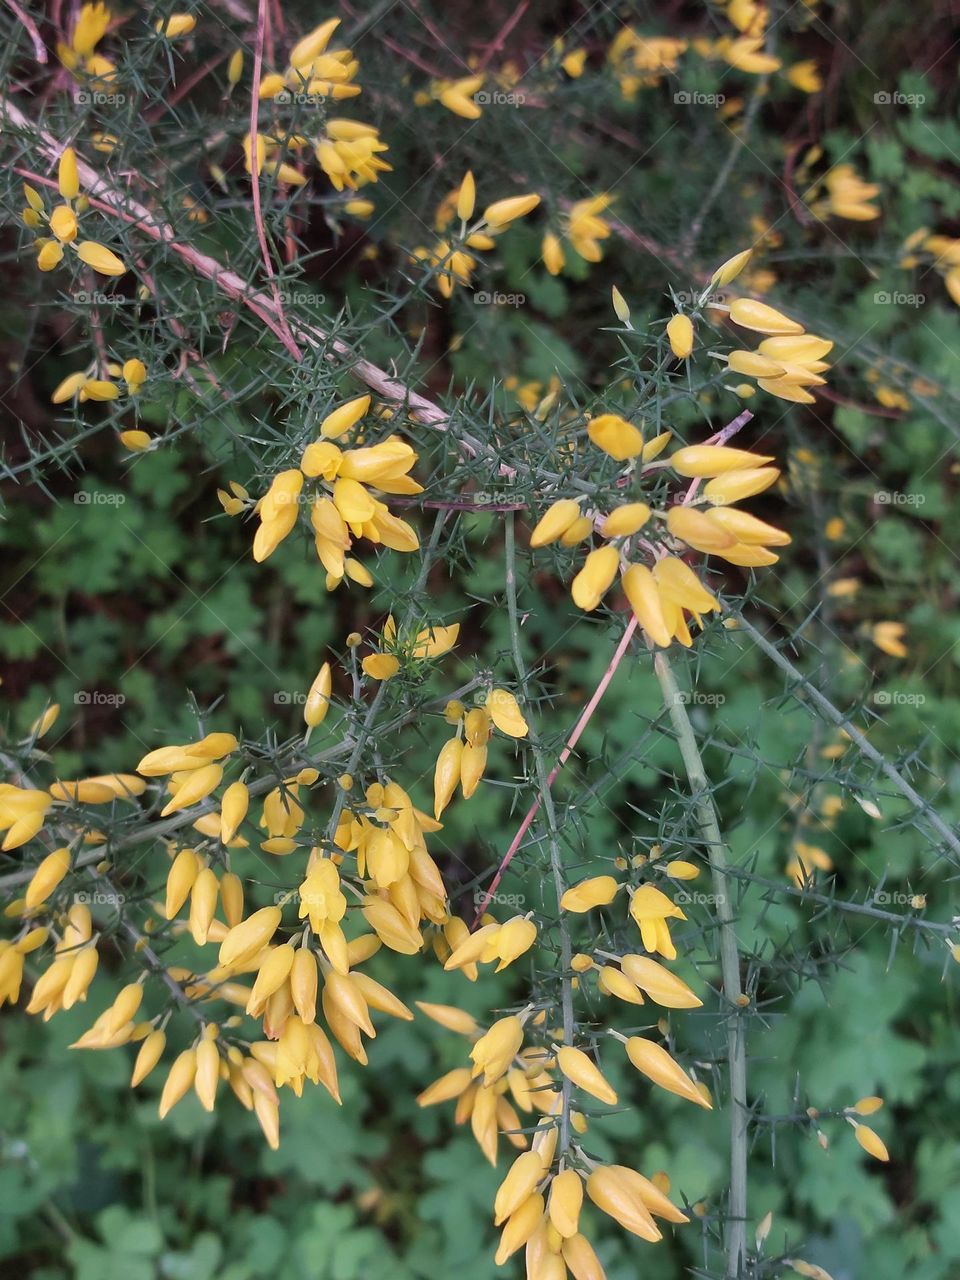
[543,196,615,276]
[608,1,825,102]
[433,688,529,817]
[218,396,420,589]
[245,19,389,195]
[413,172,540,298]
[417,866,713,1275]
[902,230,960,307]
[809,163,882,223]
[21,147,126,276]
[58,3,195,83]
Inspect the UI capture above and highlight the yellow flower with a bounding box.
[587,413,644,461]
[561,875,619,912]
[871,621,907,658]
[320,395,370,439]
[75,240,127,276]
[670,444,774,477]
[485,688,528,737]
[542,231,565,275]
[557,1045,618,1104]
[666,314,694,359]
[470,1015,523,1085]
[482,194,541,229]
[571,546,620,612]
[156,13,197,38]
[624,1036,711,1107]
[852,1121,889,1162]
[728,298,803,335]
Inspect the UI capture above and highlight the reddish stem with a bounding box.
[472,615,639,925]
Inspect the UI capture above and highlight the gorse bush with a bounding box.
[1,2,960,1279]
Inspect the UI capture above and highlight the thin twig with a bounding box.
[734,612,960,864]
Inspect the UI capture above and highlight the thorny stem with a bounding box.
[735,612,960,865]
[653,650,748,1279]
[503,512,575,1152]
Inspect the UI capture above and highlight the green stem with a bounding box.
[653,650,747,1279]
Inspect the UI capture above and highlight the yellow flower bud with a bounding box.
[219,782,249,845]
[457,171,476,221]
[666,313,694,359]
[304,662,333,727]
[158,1048,197,1118]
[556,1046,618,1105]
[25,848,71,909]
[728,298,804,335]
[530,498,582,547]
[571,546,619,612]
[76,240,126,276]
[624,1036,711,1107]
[670,444,774,477]
[560,875,618,913]
[482,194,541,228]
[131,1028,166,1086]
[587,413,644,461]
